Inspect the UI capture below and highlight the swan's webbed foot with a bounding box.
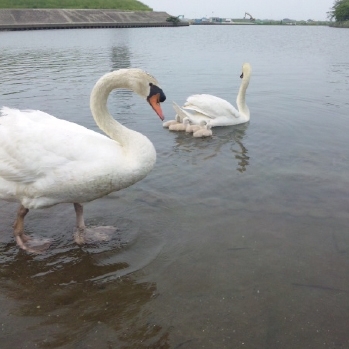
[73,227,85,245]
[74,226,117,245]
[73,203,116,246]
[15,234,51,253]
[13,204,51,253]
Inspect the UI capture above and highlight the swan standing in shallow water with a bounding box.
[0,68,166,252]
[173,63,252,127]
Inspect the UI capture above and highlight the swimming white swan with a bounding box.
[0,68,166,252]
[173,63,251,127]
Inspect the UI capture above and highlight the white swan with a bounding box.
[173,63,251,127]
[0,68,166,252]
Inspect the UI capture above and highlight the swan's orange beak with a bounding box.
[148,93,165,121]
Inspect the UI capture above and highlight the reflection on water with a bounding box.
[0,246,169,348]
[171,123,250,173]
[111,45,131,70]
[0,199,169,348]
[327,63,349,110]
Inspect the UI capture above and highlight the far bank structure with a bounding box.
[0,9,189,31]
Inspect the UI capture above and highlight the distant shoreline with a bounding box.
[0,9,339,31]
[329,21,349,28]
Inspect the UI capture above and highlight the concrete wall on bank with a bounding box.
[0,9,188,30]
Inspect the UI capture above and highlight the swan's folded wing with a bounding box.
[183,94,241,118]
[172,101,193,121]
[0,108,120,185]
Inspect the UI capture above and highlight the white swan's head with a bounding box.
[92,68,166,121]
[123,69,166,120]
[147,82,166,120]
[240,63,252,80]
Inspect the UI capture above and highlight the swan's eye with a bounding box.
[159,92,166,102]
[240,73,244,79]
[148,84,166,103]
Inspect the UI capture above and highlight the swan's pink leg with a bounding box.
[13,205,30,250]
[73,203,116,245]
[73,203,86,245]
[13,205,51,253]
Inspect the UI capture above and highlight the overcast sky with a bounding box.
[143,0,334,21]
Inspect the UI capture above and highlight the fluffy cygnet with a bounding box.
[183,118,202,133]
[163,114,181,128]
[193,122,213,138]
[169,117,186,131]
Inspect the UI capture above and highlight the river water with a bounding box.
[0,25,349,348]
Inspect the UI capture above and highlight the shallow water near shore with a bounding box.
[0,25,349,348]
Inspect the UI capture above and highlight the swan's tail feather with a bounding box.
[172,102,192,123]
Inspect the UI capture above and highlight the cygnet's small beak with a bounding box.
[148,93,165,121]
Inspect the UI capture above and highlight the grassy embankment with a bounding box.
[0,0,152,10]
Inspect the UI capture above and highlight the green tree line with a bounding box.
[328,0,349,21]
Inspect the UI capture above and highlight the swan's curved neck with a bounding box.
[90,70,139,146]
[89,70,156,185]
[236,76,250,118]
